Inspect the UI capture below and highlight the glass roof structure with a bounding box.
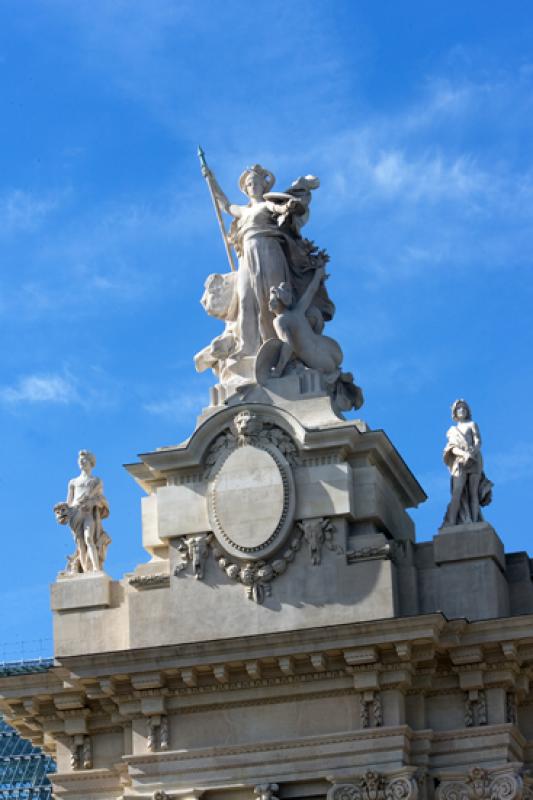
[0,660,56,799]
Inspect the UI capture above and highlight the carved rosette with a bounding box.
[436,768,524,800]
[328,771,418,800]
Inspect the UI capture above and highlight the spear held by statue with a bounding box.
[197,146,236,272]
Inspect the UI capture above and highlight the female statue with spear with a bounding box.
[198,148,333,360]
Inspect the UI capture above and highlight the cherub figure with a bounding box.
[266,266,363,411]
[269,266,343,380]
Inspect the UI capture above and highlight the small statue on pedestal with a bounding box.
[53,450,111,574]
[442,399,493,526]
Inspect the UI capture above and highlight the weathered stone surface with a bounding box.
[51,572,112,611]
[208,443,295,560]
[435,522,505,569]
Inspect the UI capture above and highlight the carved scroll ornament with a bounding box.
[328,772,418,800]
[436,768,523,800]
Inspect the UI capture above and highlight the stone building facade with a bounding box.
[1,379,533,800]
[2,158,532,800]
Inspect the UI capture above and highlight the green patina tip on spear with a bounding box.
[197,144,206,168]
[197,145,236,272]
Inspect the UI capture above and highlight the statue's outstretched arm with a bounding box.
[207,174,230,211]
[204,169,242,218]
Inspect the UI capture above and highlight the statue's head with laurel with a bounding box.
[239,164,275,200]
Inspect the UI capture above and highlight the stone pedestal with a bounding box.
[433,522,510,620]
[50,572,111,611]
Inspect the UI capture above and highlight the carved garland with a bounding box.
[210,527,304,603]
[174,518,343,604]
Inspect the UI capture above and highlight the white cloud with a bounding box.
[0,190,62,235]
[0,183,209,322]
[318,126,490,210]
[0,367,120,410]
[0,374,78,405]
[144,390,210,419]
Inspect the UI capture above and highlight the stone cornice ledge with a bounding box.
[51,767,123,795]
[56,614,448,674]
[123,724,415,767]
[431,723,526,744]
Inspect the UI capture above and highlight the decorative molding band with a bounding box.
[347,545,393,563]
[175,686,350,715]
[125,725,414,766]
[128,574,171,590]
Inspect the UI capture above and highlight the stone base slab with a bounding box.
[51,572,111,611]
[434,523,505,571]
[432,524,509,620]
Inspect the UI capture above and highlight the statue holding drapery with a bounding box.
[442,399,493,527]
[53,450,111,574]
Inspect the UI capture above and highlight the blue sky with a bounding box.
[1,1,533,656]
